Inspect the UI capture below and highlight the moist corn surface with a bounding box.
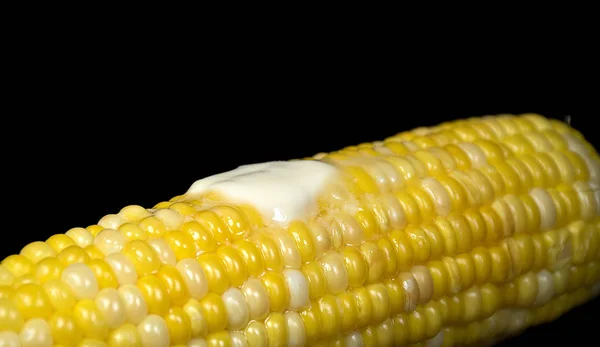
[1,114,600,347]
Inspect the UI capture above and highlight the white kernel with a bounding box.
[403,141,419,151]
[421,178,452,216]
[65,227,94,248]
[147,238,176,266]
[283,269,309,311]
[382,193,407,230]
[95,288,126,329]
[573,181,599,221]
[19,318,52,347]
[534,269,555,306]
[105,253,138,285]
[285,311,306,347]
[458,143,487,168]
[118,284,148,325]
[241,278,270,320]
[399,272,420,312]
[137,314,169,347]
[188,338,207,347]
[222,288,250,330]
[61,263,99,300]
[176,259,208,300]
[154,208,183,231]
[346,331,363,347]
[269,230,301,269]
[530,188,557,231]
[94,229,125,255]
[0,331,21,347]
[320,252,349,294]
[98,214,124,230]
[230,331,248,347]
[427,330,445,347]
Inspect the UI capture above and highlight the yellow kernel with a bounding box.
[392,315,410,346]
[46,234,76,253]
[471,247,492,285]
[165,307,192,345]
[386,279,406,317]
[58,245,90,265]
[455,253,476,290]
[212,205,250,239]
[0,298,24,331]
[460,286,482,323]
[119,204,152,222]
[301,262,326,300]
[448,215,474,254]
[261,271,290,313]
[20,241,57,264]
[368,283,391,325]
[395,191,421,225]
[233,239,264,277]
[182,221,217,253]
[480,206,503,246]
[480,283,501,318]
[342,247,368,288]
[197,253,229,295]
[0,286,14,300]
[183,298,208,338]
[1,254,34,278]
[287,221,317,263]
[354,286,374,329]
[516,272,539,307]
[157,265,190,306]
[164,231,197,261]
[87,259,118,289]
[83,245,105,260]
[217,245,249,287]
[34,257,64,284]
[338,291,358,333]
[245,321,268,347]
[107,323,142,347]
[317,294,340,338]
[118,223,148,242]
[44,280,76,312]
[250,231,283,273]
[73,299,109,340]
[360,242,386,284]
[136,275,171,316]
[377,237,398,278]
[86,224,104,237]
[12,283,52,319]
[200,292,228,333]
[121,240,161,277]
[488,246,511,283]
[388,230,415,272]
[195,210,231,244]
[169,202,197,216]
[48,311,83,346]
[463,210,486,247]
[138,216,167,239]
[408,307,427,343]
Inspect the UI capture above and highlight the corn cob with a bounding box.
[1,114,599,347]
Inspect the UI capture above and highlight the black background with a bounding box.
[1,81,596,346]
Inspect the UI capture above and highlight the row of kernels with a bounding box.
[0,313,173,347]
[10,203,251,280]
[298,283,394,342]
[502,262,598,310]
[568,220,600,265]
[442,287,594,347]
